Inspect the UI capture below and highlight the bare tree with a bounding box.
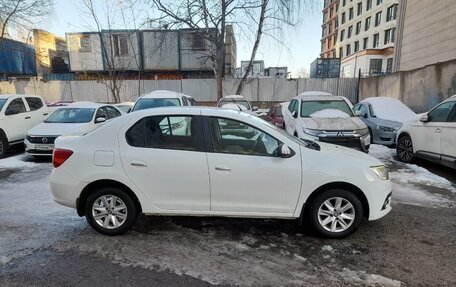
[0,0,53,41]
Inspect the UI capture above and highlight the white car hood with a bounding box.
[301,117,366,131]
[28,122,92,136]
[316,141,383,166]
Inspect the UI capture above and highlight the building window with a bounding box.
[373,33,380,48]
[192,33,206,50]
[339,47,343,58]
[366,0,372,10]
[369,59,383,75]
[346,44,351,56]
[322,26,327,37]
[329,23,333,34]
[348,26,353,38]
[357,2,362,16]
[340,29,345,41]
[387,4,398,21]
[343,0,346,6]
[356,21,362,35]
[365,16,371,31]
[330,7,334,18]
[113,34,129,56]
[377,0,383,5]
[349,7,354,20]
[375,11,382,26]
[341,12,346,24]
[386,58,393,73]
[363,37,368,49]
[333,35,337,46]
[342,65,351,78]
[384,28,396,44]
[321,41,325,52]
[323,11,328,23]
[79,35,92,53]
[354,41,359,52]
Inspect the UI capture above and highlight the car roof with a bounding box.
[297,91,334,97]
[221,95,245,99]
[61,102,109,109]
[0,94,40,99]
[361,97,404,105]
[139,90,184,99]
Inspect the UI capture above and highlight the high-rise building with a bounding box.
[320,0,340,58]
[336,0,399,77]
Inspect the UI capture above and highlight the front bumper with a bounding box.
[318,135,370,152]
[367,181,393,221]
[25,136,57,156]
[373,130,397,146]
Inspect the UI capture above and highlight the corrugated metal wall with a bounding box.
[0,78,359,104]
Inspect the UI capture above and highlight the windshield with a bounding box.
[276,107,283,117]
[45,108,95,123]
[0,99,7,112]
[301,100,354,117]
[218,99,251,110]
[132,98,181,112]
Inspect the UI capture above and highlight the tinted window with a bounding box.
[106,106,121,119]
[126,115,197,151]
[132,98,181,112]
[209,117,279,156]
[5,98,26,115]
[428,102,456,122]
[95,107,108,120]
[46,108,95,123]
[181,97,188,106]
[275,106,283,117]
[300,100,354,117]
[25,97,43,111]
[0,99,7,112]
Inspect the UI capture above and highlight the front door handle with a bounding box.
[131,161,147,167]
[43,113,48,116]
[435,128,441,133]
[215,166,231,171]
[25,116,31,119]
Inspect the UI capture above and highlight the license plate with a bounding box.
[35,144,53,151]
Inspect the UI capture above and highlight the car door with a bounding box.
[285,99,299,135]
[438,101,456,162]
[119,114,210,211]
[3,97,29,141]
[205,116,302,214]
[25,96,48,127]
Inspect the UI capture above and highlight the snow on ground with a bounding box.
[369,145,455,207]
[0,154,40,170]
[310,109,351,118]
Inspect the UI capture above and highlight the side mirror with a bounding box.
[291,111,298,118]
[275,143,294,158]
[95,117,107,124]
[420,114,429,122]
[252,106,259,112]
[354,110,363,117]
[5,109,19,116]
[126,108,131,113]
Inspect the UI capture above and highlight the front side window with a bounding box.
[105,106,121,119]
[428,102,456,122]
[209,117,279,157]
[126,115,197,151]
[95,107,108,121]
[5,98,26,115]
[301,100,354,117]
[132,98,181,112]
[45,108,95,123]
[25,97,44,111]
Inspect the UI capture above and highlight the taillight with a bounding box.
[53,149,73,168]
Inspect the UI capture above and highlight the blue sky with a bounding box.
[45,0,323,77]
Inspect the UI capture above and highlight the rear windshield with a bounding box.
[45,108,95,123]
[301,100,353,117]
[0,99,6,112]
[132,98,181,112]
[218,99,251,110]
[276,107,283,117]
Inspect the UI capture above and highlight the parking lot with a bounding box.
[0,145,455,287]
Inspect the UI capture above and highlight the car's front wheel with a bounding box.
[85,187,138,235]
[0,133,7,159]
[309,189,363,238]
[396,135,414,163]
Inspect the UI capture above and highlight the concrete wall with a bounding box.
[360,59,456,112]
[142,30,179,71]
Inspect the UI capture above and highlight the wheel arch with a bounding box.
[77,179,143,216]
[299,181,370,224]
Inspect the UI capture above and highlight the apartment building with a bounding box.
[320,0,340,58]
[336,0,399,77]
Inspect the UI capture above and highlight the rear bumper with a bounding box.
[50,167,86,209]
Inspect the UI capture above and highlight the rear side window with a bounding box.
[181,97,188,106]
[25,97,44,111]
[126,115,197,151]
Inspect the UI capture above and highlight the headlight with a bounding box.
[370,165,389,180]
[357,128,369,136]
[378,126,396,132]
[303,128,320,137]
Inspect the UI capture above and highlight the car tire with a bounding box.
[396,135,414,163]
[85,187,138,235]
[308,189,364,238]
[0,133,7,159]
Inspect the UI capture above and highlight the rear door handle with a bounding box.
[25,116,31,119]
[215,166,231,171]
[43,113,48,116]
[131,161,147,167]
[435,128,441,133]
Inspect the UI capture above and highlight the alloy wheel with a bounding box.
[397,137,413,161]
[317,197,355,233]
[92,195,128,229]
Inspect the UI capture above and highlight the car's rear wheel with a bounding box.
[396,135,414,163]
[309,189,363,238]
[0,133,7,159]
[85,187,138,235]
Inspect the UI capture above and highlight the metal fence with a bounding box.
[0,77,359,104]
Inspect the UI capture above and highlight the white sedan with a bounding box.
[25,102,122,156]
[49,107,392,238]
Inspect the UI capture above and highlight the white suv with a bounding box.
[396,95,456,168]
[131,90,191,112]
[283,91,370,152]
[0,94,49,158]
[50,107,392,238]
[217,95,259,114]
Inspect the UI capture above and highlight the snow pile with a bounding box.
[310,109,350,118]
[363,97,418,123]
[0,155,39,170]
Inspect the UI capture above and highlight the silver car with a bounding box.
[353,97,418,146]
